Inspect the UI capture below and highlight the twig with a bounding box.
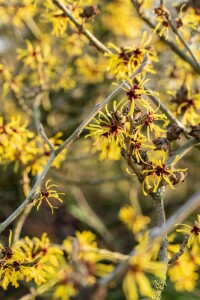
[52,0,111,54]
[168,234,189,264]
[168,16,200,68]
[0,153,55,234]
[39,124,55,152]
[167,137,199,166]
[0,58,148,235]
[131,0,200,74]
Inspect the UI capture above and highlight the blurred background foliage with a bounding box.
[0,0,200,299]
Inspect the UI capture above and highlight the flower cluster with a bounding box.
[105,32,157,80]
[119,205,150,236]
[0,233,63,290]
[0,117,66,174]
[86,74,187,195]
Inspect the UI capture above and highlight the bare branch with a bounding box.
[39,123,55,153]
[168,234,189,264]
[52,0,111,54]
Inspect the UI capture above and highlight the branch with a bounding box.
[39,123,55,153]
[167,137,199,166]
[168,234,189,264]
[55,54,149,154]
[131,0,200,74]
[167,15,200,68]
[52,0,111,54]
[0,57,148,235]
[98,189,200,288]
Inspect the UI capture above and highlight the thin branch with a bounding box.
[168,234,189,264]
[98,189,200,288]
[55,54,149,154]
[168,17,200,68]
[167,137,199,166]
[131,0,200,74]
[52,0,111,54]
[0,153,55,234]
[39,123,55,152]
[0,57,148,235]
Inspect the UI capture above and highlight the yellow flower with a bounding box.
[75,55,106,84]
[176,215,200,248]
[119,205,150,235]
[153,4,170,38]
[34,179,64,213]
[25,132,67,175]
[123,248,164,300]
[140,106,167,139]
[86,101,127,160]
[130,130,155,164]
[17,40,43,69]
[176,5,199,41]
[168,244,200,292]
[105,31,157,80]
[63,231,113,283]
[142,150,187,195]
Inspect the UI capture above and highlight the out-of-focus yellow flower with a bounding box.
[123,246,164,300]
[25,132,67,175]
[169,85,200,126]
[53,68,75,91]
[176,215,200,248]
[175,5,199,42]
[102,0,142,38]
[119,205,150,235]
[17,40,43,69]
[75,55,106,84]
[64,32,88,56]
[0,0,36,28]
[34,179,64,213]
[168,243,200,292]
[64,231,113,283]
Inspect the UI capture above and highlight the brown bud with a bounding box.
[189,124,200,140]
[176,17,183,28]
[153,137,170,151]
[79,5,99,19]
[167,123,183,141]
[169,171,187,185]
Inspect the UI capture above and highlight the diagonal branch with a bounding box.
[131,0,200,74]
[52,0,111,54]
[0,56,148,235]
